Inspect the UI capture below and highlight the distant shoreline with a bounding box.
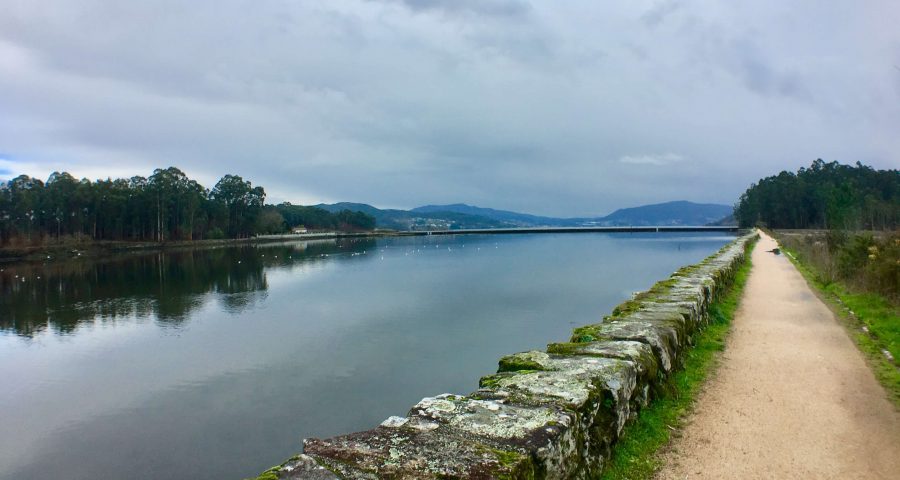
[0,226,741,263]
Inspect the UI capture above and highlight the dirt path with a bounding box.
[656,231,900,479]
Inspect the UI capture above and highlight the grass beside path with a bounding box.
[599,239,756,480]
[775,241,900,409]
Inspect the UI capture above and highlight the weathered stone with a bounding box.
[613,311,691,347]
[546,341,657,381]
[303,424,536,479]
[546,340,658,406]
[272,455,341,480]
[498,350,551,373]
[478,353,642,476]
[571,320,681,372]
[406,393,580,479]
[641,301,705,330]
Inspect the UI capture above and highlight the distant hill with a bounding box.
[410,203,569,227]
[314,202,509,230]
[314,200,733,230]
[596,201,734,227]
[314,202,411,230]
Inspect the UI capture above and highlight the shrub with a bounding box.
[206,227,226,240]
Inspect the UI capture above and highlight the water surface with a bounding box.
[0,232,734,480]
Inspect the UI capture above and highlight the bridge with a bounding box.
[400,225,740,236]
[257,226,741,242]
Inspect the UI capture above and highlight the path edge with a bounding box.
[770,231,900,409]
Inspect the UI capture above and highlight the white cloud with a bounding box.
[619,153,685,166]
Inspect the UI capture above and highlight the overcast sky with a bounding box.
[1,0,898,216]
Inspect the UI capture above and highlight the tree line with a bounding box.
[2,238,375,336]
[734,159,899,230]
[0,167,376,247]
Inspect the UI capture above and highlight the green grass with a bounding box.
[599,240,755,480]
[777,243,900,409]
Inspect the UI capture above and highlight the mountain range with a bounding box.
[315,200,734,231]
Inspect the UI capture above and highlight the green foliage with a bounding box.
[256,208,287,235]
[599,240,754,479]
[734,159,899,230]
[835,234,875,277]
[336,208,376,231]
[0,168,376,246]
[497,355,547,373]
[779,231,899,301]
[210,174,266,238]
[250,465,281,480]
[206,227,226,240]
[866,236,900,298]
[274,203,375,232]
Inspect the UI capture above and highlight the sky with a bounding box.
[1,0,898,217]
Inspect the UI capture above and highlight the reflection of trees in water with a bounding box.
[0,238,376,336]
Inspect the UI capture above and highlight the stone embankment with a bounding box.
[258,231,758,480]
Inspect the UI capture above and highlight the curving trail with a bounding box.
[656,231,900,479]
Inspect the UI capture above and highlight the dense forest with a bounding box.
[0,167,375,247]
[736,159,899,300]
[734,159,899,230]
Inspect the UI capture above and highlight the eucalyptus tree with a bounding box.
[181,178,208,240]
[0,182,11,244]
[148,167,210,241]
[45,172,79,239]
[74,178,97,239]
[735,160,899,230]
[210,174,265,238]
[5,175,45,242]
[149,168,177,241]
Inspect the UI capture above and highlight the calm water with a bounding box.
[0,232,734,480]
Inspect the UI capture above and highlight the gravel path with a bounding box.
[656,231,900,479]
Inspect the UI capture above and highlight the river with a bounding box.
[0,232,734,480]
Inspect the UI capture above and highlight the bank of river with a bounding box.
[0,227,736,263]
[0,232,734,480]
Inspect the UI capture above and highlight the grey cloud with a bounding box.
[0,1,898,217]
[730,37,811,102]
[642,0,683,27]
[380,0,532,18]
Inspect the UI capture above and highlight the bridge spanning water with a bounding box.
[402,226,740,236]
[257,226,741,243]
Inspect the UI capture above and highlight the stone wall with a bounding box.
[259,231,758,480]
